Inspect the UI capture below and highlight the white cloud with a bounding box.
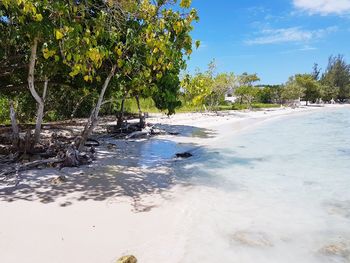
[246,26,337,45]
[293,0,350,15]
[279,45,318,54]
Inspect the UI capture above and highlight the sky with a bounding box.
[187,0,350,84]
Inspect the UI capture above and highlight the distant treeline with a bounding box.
[181,55,350,110]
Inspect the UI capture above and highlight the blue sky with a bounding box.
[187,0,350,84]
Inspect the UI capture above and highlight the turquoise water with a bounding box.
[178,108,350,263]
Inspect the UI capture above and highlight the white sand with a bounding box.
[0,104,348,263]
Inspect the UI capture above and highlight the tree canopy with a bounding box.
[0,0,199,147]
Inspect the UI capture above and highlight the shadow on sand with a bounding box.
[0,125,263,211]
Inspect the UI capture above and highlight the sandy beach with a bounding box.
[1,104,349,263]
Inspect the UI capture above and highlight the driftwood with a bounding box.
[0,157,63,177]
[0,136,97,177]
[59,145,95,169]
[107,120,171,140]
[0,146,96,178]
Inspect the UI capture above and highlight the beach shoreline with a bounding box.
[1,104,349,263]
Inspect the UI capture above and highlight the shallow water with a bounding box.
[174,108,350,263]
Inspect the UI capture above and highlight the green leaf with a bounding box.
[180,0,192,8]
[55,30,64,40]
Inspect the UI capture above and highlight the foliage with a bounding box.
[182,61,237,111]
[256,85,283,104]
[230,72,260,108]
[320,84,339,102]
[321,55,350,102]
[238,72,260,86]
[281,76,305,101]
[182,68,214,108]
[0,0,199,130]
[207,73,235,109]
[295,74,321,105]
[234,85,259,108]
[0,97,10,124]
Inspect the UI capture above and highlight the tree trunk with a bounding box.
[33,77,48,144]
[9,100,19,150]
[248,97,252,110]
[24,130,32,154]
[27,38,46,145]
[135,95,145,129]
[116,96,126,128]
[78,64,117,151]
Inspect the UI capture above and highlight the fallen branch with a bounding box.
[0,157,63,177]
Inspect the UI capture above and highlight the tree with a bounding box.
[256,86,272,103]
[234,73,260,107]
[208,73,235,110]
[234,86,259,109]
[320,84,339,103]
[256,85,283,104]
[52,0,198,149]
[238,72,260,86]
[182,71,213,109]
[1,0,199,152]
[282,76,305,103]
[312,63,321,81]
[1,0,55,145]
[295,74,321,105]
[321,55,350,102]
[182,60,235,111]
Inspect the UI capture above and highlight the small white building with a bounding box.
[224,95,238,103]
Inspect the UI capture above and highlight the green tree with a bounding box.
[295,74,321,105]
[1,0,199,151]
[208,73,235,110]
[312,63,321,81]
[235,73,260,107]
[182,71,213,109]
[234,86,259,109]
[52,0,198,149]
[321,55,350,102]
[256,85,283,104]
[282,76,305,103]
[182,60,235,111]
[320,84,339,103]
[238,72,260,86]
[1,0,55,144]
